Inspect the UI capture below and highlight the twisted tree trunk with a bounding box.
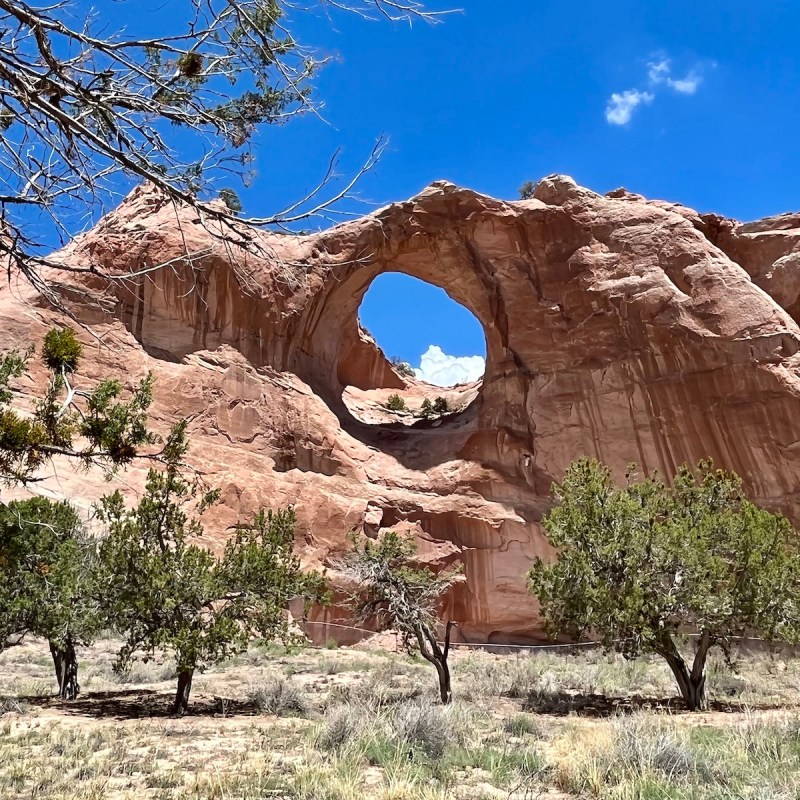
[416,619,457,704]
[172,669,194,716]
[657,632,711,711]
[49,638,80,700]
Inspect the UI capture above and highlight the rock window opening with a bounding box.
[343,273,486,426]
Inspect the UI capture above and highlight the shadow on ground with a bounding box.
[520,690,786,717]
[19,689,265,719]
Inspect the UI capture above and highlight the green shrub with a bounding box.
[432,396,449,414]
[385,394,406,412]
[42,328,82,372]
[503,713,546,738]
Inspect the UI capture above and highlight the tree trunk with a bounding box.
[435,657,452,704]
[657,634,709,712]
[49,638,80,700]
[435,619,456,705]
[172,669,194,716]
[414,621,456,705]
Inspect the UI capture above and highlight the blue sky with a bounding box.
[65,1,800,381]
[242,0,799,379]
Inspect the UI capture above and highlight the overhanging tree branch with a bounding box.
[0,0,451,306]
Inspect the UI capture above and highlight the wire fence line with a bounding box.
[298,620,604,653]
[298,620,787,655]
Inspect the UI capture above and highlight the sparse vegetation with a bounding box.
[1,639,799,800]
[519,180,537,199]
[432,396,450,414]
[0,0,441,299]
[385,393,407,412]
[247,677,311,717]
[419,397,434,417]
[390,357,416,378]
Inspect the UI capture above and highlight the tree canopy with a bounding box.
[528,458,800,710]
[0,496,101,699]
[97,421,326,714]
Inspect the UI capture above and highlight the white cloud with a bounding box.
[647,59,671,84]
[605,90,654,126]
[667,73,702,94]
[647,58,703,94]
[608,56,706,125]
[413,345,485,387]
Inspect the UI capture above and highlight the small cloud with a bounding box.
[647,57,703,94]
[608,56,706,125]
[667,73,702,94]
[647,59,671,84]
[414,345,484,387]
[605,90,654,126]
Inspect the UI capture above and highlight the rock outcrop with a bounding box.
[3,175,800,644]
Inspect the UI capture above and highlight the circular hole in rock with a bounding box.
[344,273,486,426]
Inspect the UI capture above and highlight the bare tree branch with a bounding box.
[0,0,451,305]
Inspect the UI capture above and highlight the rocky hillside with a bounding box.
[3,174,800,645]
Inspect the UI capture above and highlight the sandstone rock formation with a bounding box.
[2,175,800,644]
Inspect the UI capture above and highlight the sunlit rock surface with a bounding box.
[3,176,800,644]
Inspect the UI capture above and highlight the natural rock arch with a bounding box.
[9,174,800,643]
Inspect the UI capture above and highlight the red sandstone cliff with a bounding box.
[2,174,800,644]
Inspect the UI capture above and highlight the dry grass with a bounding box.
[1,638,800,798]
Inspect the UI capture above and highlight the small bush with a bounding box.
[385,394,407,412]
[503,713,546,738]
[502,657,546,699]
[419,398,433,418]
[316,702,366,751]
[391,700,450,760]
[390,357,415,379]
[432,396,449,414]
[0,696,26,716]
[523,682,573,714]
[613,716,696,779]
[218,187,242,214]
[248,678,311,717]
[42,327,82,372]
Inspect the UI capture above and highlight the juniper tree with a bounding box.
[337,531,461,703]
[0,497,101,699]
[528,458,800,711]
[0,0,446,302]
[0,327,174,700]
[0,327,157,485]
[432,396,449,414]
[98,422,326,715]
[385,394,406,412]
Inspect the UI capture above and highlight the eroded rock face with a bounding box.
[4,175,800,644]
